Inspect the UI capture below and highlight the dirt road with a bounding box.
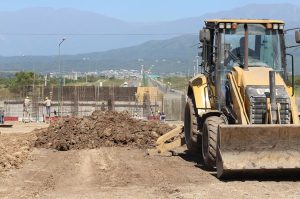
[0,122,48,135]
[1,146,300,199]
[0,121,300,198]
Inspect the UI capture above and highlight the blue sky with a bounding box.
[0,0,299,21]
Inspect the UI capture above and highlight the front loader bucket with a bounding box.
[217,125,300,178]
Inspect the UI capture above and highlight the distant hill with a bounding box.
[0,4,300,56]
[0,34,299,74]
[0,3,300,74]
[0,35,199,73]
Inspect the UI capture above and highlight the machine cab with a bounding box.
[200,20,287,76]
[199,19,292,110]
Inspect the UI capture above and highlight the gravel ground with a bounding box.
[35,111,174,151]
[0,119,299,198]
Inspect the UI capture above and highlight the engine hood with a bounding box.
[231,66,286,88]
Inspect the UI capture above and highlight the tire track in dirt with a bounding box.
[1,147,300,198]
[0,149,67,198]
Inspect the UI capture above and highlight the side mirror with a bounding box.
[295,30,300,43]
[200,29,210,43]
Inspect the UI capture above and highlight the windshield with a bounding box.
[221,24,283,70]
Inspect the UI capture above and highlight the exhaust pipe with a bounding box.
[269,71,277,124]
[244,24,249,70]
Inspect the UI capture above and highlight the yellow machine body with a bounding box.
[216,66,300,177]
[188,19,300,177]
[154,19,300,178]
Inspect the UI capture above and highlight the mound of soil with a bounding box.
[0,133,36,172]
[35,111,175,151]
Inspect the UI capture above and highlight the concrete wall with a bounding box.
[163,94,185,121]
[44,86,137,101]
[3,100,158,121]
[1,86,189,122]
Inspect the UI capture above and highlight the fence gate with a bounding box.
[163,94,185,121]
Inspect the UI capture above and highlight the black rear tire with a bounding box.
[202,116,226,169]
[184,97,201,153]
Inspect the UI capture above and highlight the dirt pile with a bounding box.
[35,111,175,151]
[0,133,36,172]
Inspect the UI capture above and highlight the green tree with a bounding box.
[9,72,38,94]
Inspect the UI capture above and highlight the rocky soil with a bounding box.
[0,133,36,172]
[35,111,175,151]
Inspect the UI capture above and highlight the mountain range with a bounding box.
[0,35,199,73]
[0,3,299,73]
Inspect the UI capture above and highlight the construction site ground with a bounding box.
[0,121,300,199]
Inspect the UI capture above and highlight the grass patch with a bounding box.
[65,76,126,87]
[162,76,191,91]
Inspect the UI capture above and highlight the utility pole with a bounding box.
[58,38,66,74]
[196,56,199,74]
[193,60,196,77]
[44,75,47,87]
[58,38,66,117]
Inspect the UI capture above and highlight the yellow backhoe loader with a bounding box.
[151,19,300,178]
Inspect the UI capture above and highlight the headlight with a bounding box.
[225,23,231,29]
[273,24,279,30]
[219,23,225,29]
[279,24,284,30]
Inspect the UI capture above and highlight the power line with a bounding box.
[0,33,198,37]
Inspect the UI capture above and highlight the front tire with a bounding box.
[184,97,201,153]
[202,116,226,169]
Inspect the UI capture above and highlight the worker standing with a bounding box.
[23,96,31,122]
[0,107,4,124]
[159,111,166,122]
[44,97,51,117]
[157,110,161,120]
[100,102,106,111]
